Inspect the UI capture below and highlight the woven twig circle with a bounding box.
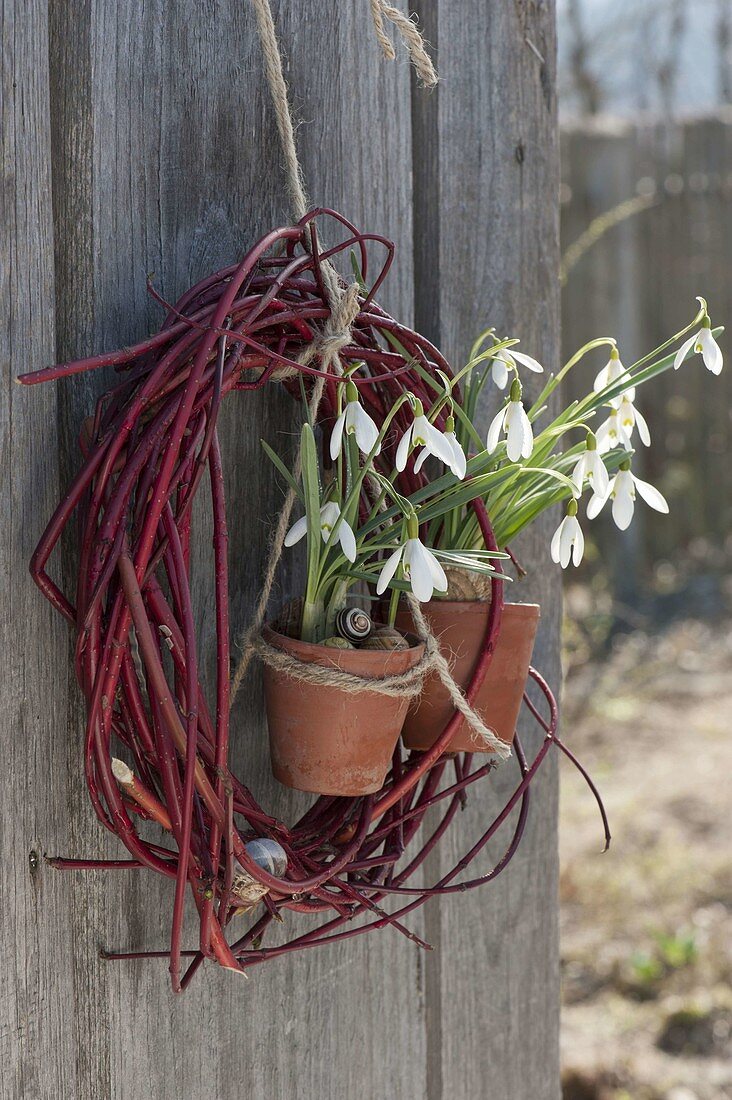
[28,209,558,990]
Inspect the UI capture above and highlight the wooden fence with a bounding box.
[561,112,732,598]
[1,3,561,1097]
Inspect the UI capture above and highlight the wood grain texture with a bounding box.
[561,112,732,595]
[2,1,561,1096]
[414,3,562,1098]
[0,2,80,1097]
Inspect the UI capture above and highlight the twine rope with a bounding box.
[231,0,507,763]
[368,1,438,87]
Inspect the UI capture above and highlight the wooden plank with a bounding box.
[0,3,82,1098]
[414,3,562,1097]
[561,112,732,595]
[36,2,424,1098]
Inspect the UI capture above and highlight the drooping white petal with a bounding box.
[395,424,413,472]
[510,349,544,374]
[491,356,510,390]
[424,420,459,468]
[571,453,588,491]
[698,327,723,375]
[376,546,404,595]
[558,515,575,568]
[486,407,506,454]
[633,404,651,446]
[569,516,585,566]
[413,447,430,475]
[504,401,533,462]
[673,333,696,371]
[329,409,347,460]
[593,362,610,393]
[550,517,565,564]
[423,544,449,592]
[284,514,309,547]
[632,475,669,514]
[403,539,434,602]
[586,451,610,497]
[504,403,526,462]
[611,470,635,531]
[446,432,467,479]
[586,486,610,520]
[350,402,381,455]
[338,519,357,562]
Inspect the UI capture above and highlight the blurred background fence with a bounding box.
[560,110,732,618]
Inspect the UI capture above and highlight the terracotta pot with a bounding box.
[262,625,425,796]
[395,601,540,754]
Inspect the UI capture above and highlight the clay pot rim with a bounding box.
[432,599,541,618]
[262,623,425,671]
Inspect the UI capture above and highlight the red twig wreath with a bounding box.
[22,209,587,993]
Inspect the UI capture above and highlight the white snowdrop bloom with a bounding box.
[617,395,651,447]
[490,345,544,390]
[550,501,584,568]
[674,321,723,376]
[330,382,381,459]
[396,401,459,475]
[571,435,609,497]
[486,380,534,462]
[284,502,357,562]
[586,465,669,532]
[376,536,448,603]
[595,409,633,455]
[417,415,467,479]
[593,347,626,393]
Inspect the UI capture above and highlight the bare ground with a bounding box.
[560,610,732,1100]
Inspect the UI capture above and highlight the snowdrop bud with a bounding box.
[345,379,358,403]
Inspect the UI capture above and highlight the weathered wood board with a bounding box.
[1,2,560,1096]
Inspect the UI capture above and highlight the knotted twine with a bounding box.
[231,0,509,759]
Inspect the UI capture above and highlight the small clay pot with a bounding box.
[262,625,425,796]
[395,601,540,754]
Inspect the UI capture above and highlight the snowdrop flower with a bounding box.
[486,378,534,462]
[617,394,651,447]
[330,380,380,459]
[490,344,544,390]
[674,317,723,376]
[376,516,448,603]
[415,414,466,479]
[396,399,460,476]
[595,408,632,455]
[586,461,669,532]
[284,501,357,562]
[571,432,609,497]
[593,346,627,393]
[550,499,584,568]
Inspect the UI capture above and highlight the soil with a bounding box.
[560,612,732,1100]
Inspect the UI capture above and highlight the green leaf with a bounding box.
[260,439,303,502]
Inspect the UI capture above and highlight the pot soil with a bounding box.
[262,625,425,795]
[395,601,540,754]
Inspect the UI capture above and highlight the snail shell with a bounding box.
[360,626,410,651]
[444,568,484,601]
[231,838,288,912]
[335,607,373,643]
[244,837,288,877]
[323,635,354,649]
